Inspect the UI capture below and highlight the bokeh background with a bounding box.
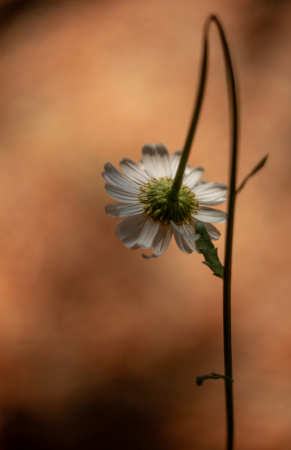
[0,0,289,448]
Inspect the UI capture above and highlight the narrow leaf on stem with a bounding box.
[195,222,224,278]
[236,154,268,194]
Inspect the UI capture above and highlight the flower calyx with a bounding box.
[139,177,199,225]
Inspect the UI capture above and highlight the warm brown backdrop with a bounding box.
[0,0,289,449]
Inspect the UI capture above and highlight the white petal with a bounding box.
[199,197,227,206]
[102,163,140,193]
[196,192,225,200]
[138,160,146,171]
[184,166,192,176]
[183,166,204,189]
[142,144,170,178]
[195,186,227,202]
[196,180,209,186]
[152,224,173,256]
[137,219,160,249]
[173,228,193,254]
[105,183,140,203]
[193,182,228,196]
[122,226,145,248]
[170,221,199,241]
[119,158,150,184]
[155,143,172,177]
[171,150,182,178]
[203,222,221,240]
[171,222,199,252]
[115,214,146,239]
[193,206,227,223]
[179,223,199,252]
[105,203,144,217]
[141,144,158,178]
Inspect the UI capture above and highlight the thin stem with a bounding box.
[168,22,209,202]
[211,16,238,450]
[181,15,238,449]
[169,16,238,448]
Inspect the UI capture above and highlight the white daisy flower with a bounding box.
[103,143,227,259]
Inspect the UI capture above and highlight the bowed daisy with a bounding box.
[103,144,227,259]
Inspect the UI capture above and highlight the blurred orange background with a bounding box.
[0,0,290,448]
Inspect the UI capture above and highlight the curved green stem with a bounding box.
[177,15,238,450]
[168,20,210,201]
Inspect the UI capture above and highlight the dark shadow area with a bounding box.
[1,381,172,450]
[0,0,39,26]
[0,0,71,30]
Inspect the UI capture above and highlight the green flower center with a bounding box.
[139,177,199,225]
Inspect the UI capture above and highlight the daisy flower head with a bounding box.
[103,144,227,259]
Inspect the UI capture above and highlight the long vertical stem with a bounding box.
[212,17,238,450]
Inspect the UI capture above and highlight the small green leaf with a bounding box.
[236,154,268,194]
[195,222,224,278]
[196,372,234,386]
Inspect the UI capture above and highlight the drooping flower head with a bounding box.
[103,144,227,258]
